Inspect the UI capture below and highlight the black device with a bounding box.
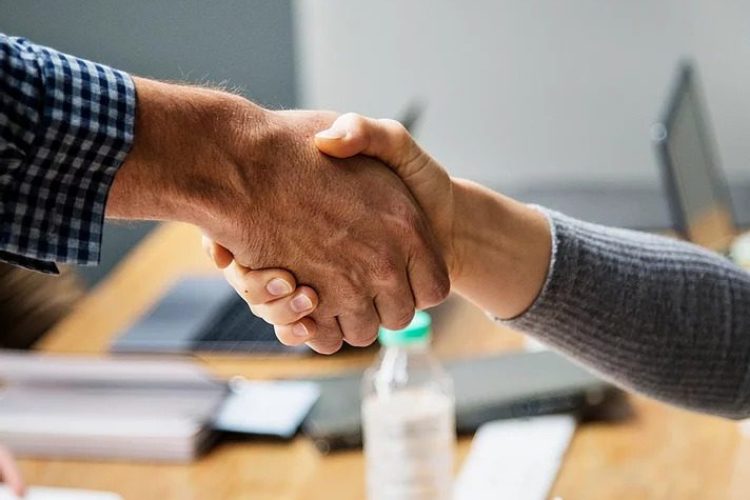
[653,62,737,250]
[111,277,308,355]
[300,350,619,453]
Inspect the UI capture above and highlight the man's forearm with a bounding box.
[0,35,136,272]
[107,77,267,227]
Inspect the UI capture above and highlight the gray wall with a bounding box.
[1,0,296,285]
[294,0,750,190]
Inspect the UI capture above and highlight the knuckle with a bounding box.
[309,339,343,355]
[342,111,364,124]
[340,112,367,133]
[314,301,338,319]
[384,307,416,330]
[380,118,415,157]
[369,252,400,282]
[249,303,272,323]
[417,271,451,308]
[263,309,286,325]
[348,328,379,347]
[275,325,301,346]
[281,302,306,325]
[380,118,408,139]
[253,303,290,326]
[434,268,451,298]
[343,316,380,347]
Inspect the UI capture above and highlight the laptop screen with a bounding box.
[656,64,735,250]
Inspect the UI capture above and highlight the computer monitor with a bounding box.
[653,62,736,250]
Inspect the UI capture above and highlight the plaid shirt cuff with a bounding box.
[0,36,136,273]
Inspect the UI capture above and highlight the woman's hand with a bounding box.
[201,237,321,346]
[0,445,25,497]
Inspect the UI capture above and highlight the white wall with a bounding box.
[293,0,750,189]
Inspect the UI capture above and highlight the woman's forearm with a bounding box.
[450,178,552,319]
[507,210,750,418]
[453,182,750,418]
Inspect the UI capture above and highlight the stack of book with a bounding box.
[0,351,226,462]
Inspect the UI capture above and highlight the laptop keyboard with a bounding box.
[193,295,308,354]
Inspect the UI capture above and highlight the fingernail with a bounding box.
[315,128,346,140]
[266,278,292,296]
[291,294,313,313]
[292,322,309,338]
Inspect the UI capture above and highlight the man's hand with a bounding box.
[108,80,450,353]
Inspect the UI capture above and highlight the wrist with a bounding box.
[107,77,270,227]
[449,177,552,319]
[448,178,477,284]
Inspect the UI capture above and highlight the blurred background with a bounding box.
[2,0,749,282]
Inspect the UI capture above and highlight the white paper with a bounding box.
[213,380,319,438]
[454,414,576,500]
[0,486,121,500]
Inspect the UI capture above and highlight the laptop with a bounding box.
[111,277,310,355]
[300,350,619,452]
[652,62,738,252]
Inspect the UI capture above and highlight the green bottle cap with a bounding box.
[378,311,432,347]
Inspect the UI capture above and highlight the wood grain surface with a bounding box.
[26,222,744,500]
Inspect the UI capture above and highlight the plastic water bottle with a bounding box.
[362,311,456,500]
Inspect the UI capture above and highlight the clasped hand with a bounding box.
[202,112,453,354]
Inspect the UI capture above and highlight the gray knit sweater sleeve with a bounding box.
[503,208,750,419]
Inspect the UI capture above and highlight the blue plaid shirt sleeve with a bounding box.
[0,35,136,273]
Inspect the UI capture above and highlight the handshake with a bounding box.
[109,78,552,354]
[203,112,457,354]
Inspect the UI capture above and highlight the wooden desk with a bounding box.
[25,223,748,499]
